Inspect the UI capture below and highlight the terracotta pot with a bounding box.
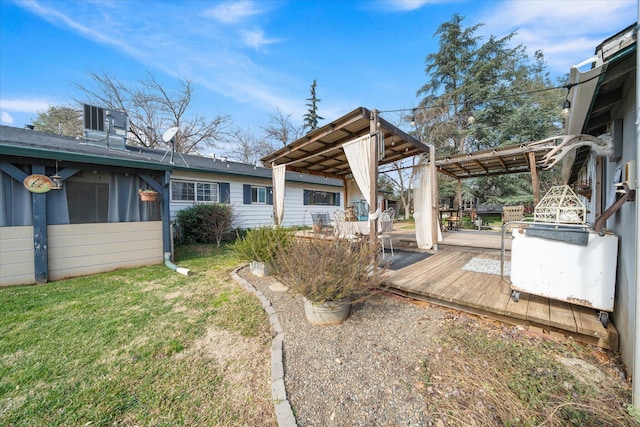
[303,297,350,325]
[139,191,158,202]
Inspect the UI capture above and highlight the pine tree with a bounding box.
[303,79,324,132]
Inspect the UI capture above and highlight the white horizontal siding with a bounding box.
[47,222,163,281]
[170,171,344,229]
[0,226,35,287]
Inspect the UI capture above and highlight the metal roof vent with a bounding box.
[83,104,129,150]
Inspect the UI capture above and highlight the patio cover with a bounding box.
[261,107,432,178]
[261,106,440,248]
[435,141,560,180]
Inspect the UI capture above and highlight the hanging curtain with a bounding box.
[108,173,145,222]
[47,185,70,225]
[413,162,441,249]
[342,135,371,206]
[0,170,32,226]
[272,164,286,225]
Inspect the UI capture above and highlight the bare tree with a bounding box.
[228,127,278,165]
[381,156,419,219]
[74,71,232,154]
[262,108,302,146]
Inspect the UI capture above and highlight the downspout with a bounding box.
[163,170,189,276]
[165,252,189,276]
[634,18,640,409]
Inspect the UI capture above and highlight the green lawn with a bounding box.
[0,245,275,426]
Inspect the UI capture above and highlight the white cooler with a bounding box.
[510,225,618,313]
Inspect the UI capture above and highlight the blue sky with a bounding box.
[0,0,635,155]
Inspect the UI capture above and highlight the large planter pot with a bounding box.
[249,261,271,277]
[303,297,350,325]
[139,191,158,202]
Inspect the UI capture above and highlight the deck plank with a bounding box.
[526,294,551,324]
[473,275,512,313]
[504,289,530,320]
[549,299,577,332]
[386,244,618,350]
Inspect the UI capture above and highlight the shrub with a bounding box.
[276,239,386,303]
[176,204,236,247]
[233,226,295,266]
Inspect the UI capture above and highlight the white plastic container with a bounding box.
[510,226,618,312]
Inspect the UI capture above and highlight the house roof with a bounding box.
[565,24,636,184]
[260,106,432,178]
[0,125,342,187]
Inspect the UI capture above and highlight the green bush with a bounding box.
[176,204,236,247]
[233,226,295,266]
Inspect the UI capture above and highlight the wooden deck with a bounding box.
[385,240,618,350]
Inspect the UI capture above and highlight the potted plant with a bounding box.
[138,188,159,202]
[233,226,294,277]
[276,238,385,325]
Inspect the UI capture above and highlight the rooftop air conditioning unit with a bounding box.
[83,104,129,150]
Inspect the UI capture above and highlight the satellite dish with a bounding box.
[162,126,179,143]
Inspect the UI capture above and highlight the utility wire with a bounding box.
[378,70,605,115]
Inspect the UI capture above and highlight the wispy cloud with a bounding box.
[15,1,296,118]
[0,98,51,112]
[202,0,266,24]
[241,29,282,50]
[380,0,443,11]
[1,112,15,125]
[479,0,636,71]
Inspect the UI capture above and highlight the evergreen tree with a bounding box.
[303,79,324,132]
[415,14,564,208]
[31,106,83,137]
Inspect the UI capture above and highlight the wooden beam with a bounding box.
[430,146,439,249]
[369,110,379,250]
[528,151,540,205]
[472,159,488,173]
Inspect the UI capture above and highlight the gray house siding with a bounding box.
[607,80,637,371]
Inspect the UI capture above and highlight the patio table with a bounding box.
[334,220,369,239]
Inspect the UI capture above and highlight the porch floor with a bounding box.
[385,228,618,350]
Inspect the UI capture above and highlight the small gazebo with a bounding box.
[261,106,440,249]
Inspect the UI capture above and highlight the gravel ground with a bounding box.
[236,266,445,427]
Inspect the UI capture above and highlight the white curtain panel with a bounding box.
[272,164,286,225]
[413,162,441,249]
[342,135,372,206]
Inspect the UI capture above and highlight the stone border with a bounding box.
[231,266,296,427]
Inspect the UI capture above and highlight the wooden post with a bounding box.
[457,177,462,219]
[343,177,349,210]
[430,145,439,250]
[32,165,48,284]
[529,152,540,206]
[369,110,379,249]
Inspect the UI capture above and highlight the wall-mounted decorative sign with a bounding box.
[23,174,54,193]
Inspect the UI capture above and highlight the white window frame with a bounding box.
[171,180,219,203]
[252,186,267,204]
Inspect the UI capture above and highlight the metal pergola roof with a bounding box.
[435,141,559,179]
[261,106,432,177]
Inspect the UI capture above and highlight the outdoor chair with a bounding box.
[502,205,525,224]
[378,208,395,258]
[311,212,332,234]
[333,209,362,241]
[446,213,460,231]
